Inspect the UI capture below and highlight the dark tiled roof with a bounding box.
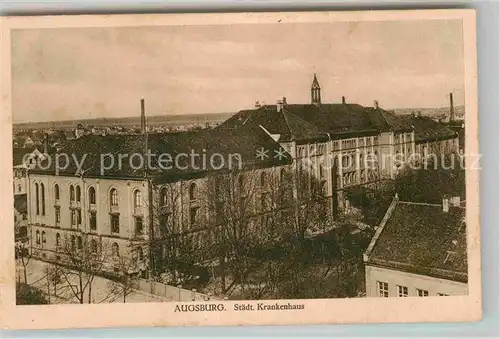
[30,124,291,179]
[219,103,413,142]
[400,115,458,144]
[12,146,58,166]
[14,194,27,214]
[366,201,467,282]
[13,147,36,166]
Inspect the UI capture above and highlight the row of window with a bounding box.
[34,230,144,260]
[377,281,449,297]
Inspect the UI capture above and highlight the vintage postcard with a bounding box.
[1,9,480,330]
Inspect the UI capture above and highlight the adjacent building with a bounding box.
[364,195,467,297]
[220,74,459,213]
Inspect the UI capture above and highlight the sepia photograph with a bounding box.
[1,9,480,329]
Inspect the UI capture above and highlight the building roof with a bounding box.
[219,102,413,143]
[400,115,458,144]
[30,123,291,180]
[364,198,467,283]
[14,194,27,215]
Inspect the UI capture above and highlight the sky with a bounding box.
[11,20,464,123]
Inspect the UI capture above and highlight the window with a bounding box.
[55,207,60,224]
[280,168,286,183]
[111,214,120,233]
[75,185,81,202]
[35,230,40,244]
[138,247,144,261]
[42,231,46,243]
[71,235,76,251]
[189,183,197,201]
[110,188,118,206]
[88,187,96,205]
[54,184,60,200]
[260,172,267,188]
[35,183,40,215]
[417,289,429,297]
[71,209,77,226]
[41,183,45,215]
[70,185,75,202]
[77,209,82,225]
[76,236,82,250]
[18,184,21,192]
[134,190,142,208]
[397,285,408,297]
[90,239,98,253]
[319,163,325,179]
[377,281,388,297]
[437,293,449,296]
[135,217,143,235]
[112,242,119,257]
[55,233,60,247]
[89,212,97,231]
[190,207,199,226]
[160,187,168,206]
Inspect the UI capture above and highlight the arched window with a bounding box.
[35,183,40,215]
[35,230,40,244]
[112,243,119,257]
[359,153,364,167]
[189,183,197,201]
[319,163,324,179]
[41,231,46,243]
[160,187,168,206]
[75,185,81,202]
[71,235,76,250]
[69,185,75,202]
[88,187,96,205]
[77,236,83,250]
[134,190,142,208]
[90,239,98,253]
[54,184,60,200]
[40,183,45,215]
[55,233,60,247]
[260,172,267,188]
[110,188,118,206]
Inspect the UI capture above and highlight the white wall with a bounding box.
[365,265,468,297]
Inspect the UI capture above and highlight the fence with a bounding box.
[131,278,220,301]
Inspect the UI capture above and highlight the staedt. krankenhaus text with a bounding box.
[257,302,305,311]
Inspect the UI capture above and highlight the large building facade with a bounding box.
[21,74,461,278]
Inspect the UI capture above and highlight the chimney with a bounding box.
[255,101,261,108]
[442,196,450,213]
[140,98,146,134]
[342,96,346,105]
[374,100,379,109]
[276,99,284,112]
[43,133,49,154]
[449,92,455,122]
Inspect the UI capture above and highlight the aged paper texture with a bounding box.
[1,9,480,330]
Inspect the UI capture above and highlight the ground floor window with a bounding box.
[417,289,429,297]
[397,285,408,297]
[377,281,388,297]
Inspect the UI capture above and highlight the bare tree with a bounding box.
[107,254,141,303]
[55,234,107,304]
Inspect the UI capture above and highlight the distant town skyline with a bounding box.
[12,20,464,123]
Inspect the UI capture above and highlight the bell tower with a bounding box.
[311,73,321,105]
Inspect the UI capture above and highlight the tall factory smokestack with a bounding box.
[449,92,455,122]
[140,98,146,134]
